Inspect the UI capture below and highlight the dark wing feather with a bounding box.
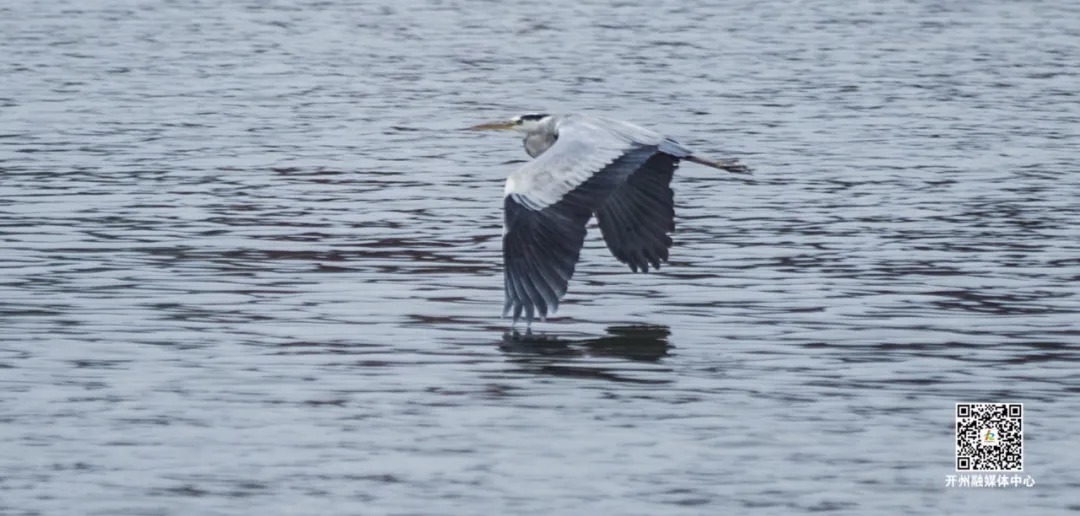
[503,146,657,323]
[595,152,679,273]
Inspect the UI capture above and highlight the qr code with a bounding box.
[955,403,1023,471]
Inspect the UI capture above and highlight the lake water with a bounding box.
[2,0,1079,514]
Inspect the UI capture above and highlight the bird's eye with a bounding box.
[514,119,523,125]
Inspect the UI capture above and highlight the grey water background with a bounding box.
[2,0,1079,514]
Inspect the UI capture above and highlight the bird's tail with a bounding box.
[686,155,752,174]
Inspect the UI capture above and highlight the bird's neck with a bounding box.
[523,132,557,158]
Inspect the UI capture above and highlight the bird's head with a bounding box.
[468,113,552,134]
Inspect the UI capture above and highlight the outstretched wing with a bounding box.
[502,115,671,323]
[595,152,679,273]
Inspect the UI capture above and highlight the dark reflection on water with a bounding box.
[501,325,673,383]
[502,325,672,361]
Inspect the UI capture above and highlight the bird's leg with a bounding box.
[686,155,752,174]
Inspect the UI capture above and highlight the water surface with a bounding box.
[2,0,1079,514]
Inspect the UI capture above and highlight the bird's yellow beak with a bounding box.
[466,121,515,131]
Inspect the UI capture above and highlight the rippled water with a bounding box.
[2,0,1079,514]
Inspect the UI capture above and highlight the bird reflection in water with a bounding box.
[500,325,673,383]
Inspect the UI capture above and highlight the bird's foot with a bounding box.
[687,155,752,174]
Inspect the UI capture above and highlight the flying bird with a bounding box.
[469,113,750,325]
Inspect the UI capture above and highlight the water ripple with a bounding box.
[2,0,1079,514]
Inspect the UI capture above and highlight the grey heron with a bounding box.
[469,113,750,325]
